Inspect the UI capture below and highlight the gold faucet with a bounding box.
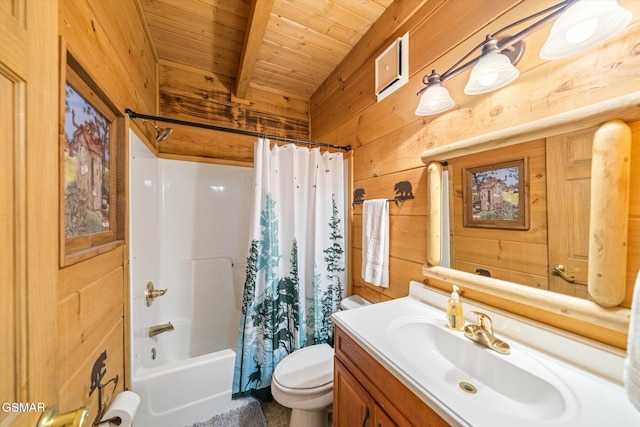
[149,322,174,337]
[463,311,510,355]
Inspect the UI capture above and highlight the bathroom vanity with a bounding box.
[332,281,640,427]
[334,325,448,426]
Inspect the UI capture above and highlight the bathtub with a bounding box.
[130,257,247,426]
[133,349,247,427]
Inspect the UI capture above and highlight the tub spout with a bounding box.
[149,322,174,337]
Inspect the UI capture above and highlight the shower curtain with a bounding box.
[232,139,346,399]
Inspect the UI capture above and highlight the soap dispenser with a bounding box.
[446,285,465,331]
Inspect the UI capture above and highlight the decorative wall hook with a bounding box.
[352,188,366,207]
[351,181,415,207]
[393,181,414,206]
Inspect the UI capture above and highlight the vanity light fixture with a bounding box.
[415,0,633,116]
[463,37,521,95]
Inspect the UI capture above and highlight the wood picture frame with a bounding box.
[60,40,125,266]
[462,158,529,230]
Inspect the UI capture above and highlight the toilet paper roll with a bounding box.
[101,390,141,427]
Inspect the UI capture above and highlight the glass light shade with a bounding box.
[540,0,632,60]
[415,83,455,116]
[464,51,520,95]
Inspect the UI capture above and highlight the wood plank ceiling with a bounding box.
[140,0,394,100]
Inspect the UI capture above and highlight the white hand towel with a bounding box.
[625,269,640,412]
[361,199,389,288]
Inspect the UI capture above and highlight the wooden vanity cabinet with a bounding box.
[334,326,450,427]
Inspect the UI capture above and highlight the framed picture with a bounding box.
[60,43,124,266]
[462,158,529,230]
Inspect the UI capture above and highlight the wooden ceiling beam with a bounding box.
[235,0,274,99]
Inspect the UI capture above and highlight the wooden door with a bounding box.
[546,127,596,298]
[0,1,59,426]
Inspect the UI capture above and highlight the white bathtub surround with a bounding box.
[361,199,389,287]
[625,270,640,411]
[233,140,347,399]
[129,131,253,426]
[333,281,640,426]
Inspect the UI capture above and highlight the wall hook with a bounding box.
[352,188,365,207]
[393,181,414,206]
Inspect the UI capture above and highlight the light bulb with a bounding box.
[415,82,455,116]
[541,0,632,60]
[565,17,599,44]
[478,72,499,87]
[464,50,519,95]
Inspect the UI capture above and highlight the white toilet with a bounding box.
[271,295,371,427]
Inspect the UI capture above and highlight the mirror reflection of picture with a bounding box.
[462,158,529,230]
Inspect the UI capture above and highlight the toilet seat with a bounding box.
[273,344,334,394]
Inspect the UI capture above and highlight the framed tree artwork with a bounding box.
[462,158,530,230]
[60,41,124,266]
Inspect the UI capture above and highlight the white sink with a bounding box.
[332,282,640,427]
[388,316,574,421]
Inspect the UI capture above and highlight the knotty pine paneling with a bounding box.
[311,0,437,109]
[352,215,428,264]
[157,122,256,165]
[352,248,423,301]
[311,0,524,138]
[141,0,247,80]
[59,321,125,414]
[58,266,124,385]
[353,167,427,215]
[59,0,156,115]
[58,0,153,413]
[157,61,310,163]
[58,246,125,300]
[313,0,640,317]
[352,165,428,300]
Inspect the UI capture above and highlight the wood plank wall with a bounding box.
[447,139,549,291]
[155,61,311,166]
[57,0,156,417]
[310,0,640,314]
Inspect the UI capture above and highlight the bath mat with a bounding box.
[186,400,267,427]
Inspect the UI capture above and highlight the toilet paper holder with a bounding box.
[91,380,120,426]
[94,414,121,426]
[89,350,120,426]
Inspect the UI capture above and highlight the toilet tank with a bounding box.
[339,295,371,311]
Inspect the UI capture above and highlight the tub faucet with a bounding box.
[463,311,510,355]
[149,322,174,338]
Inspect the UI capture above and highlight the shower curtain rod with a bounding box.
[125,109,352,152]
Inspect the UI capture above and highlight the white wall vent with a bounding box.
[375,32,409,102]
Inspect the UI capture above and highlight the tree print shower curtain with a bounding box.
[232,139,346,399]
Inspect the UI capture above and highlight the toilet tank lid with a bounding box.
[273,344,334,390]
[340,295,372,310]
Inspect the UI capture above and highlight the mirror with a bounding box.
[421,93,639,348]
